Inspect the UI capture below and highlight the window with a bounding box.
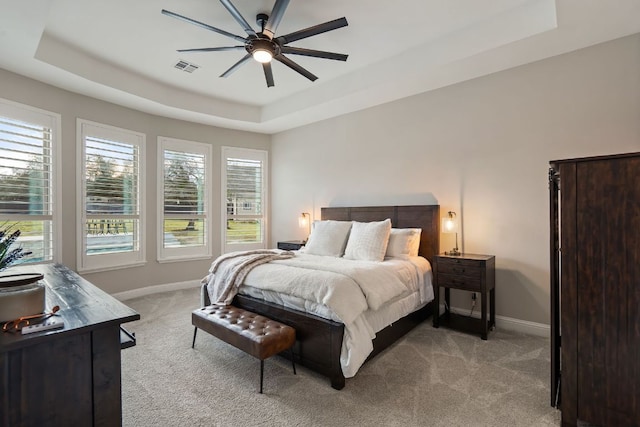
[0,99,60,265]
[157,137,212,262]
[221,147,267,253]
[77,119,145,272]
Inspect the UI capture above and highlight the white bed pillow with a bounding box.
[303,220,353,257]
[343,219,392,262]
[386,228,422,258]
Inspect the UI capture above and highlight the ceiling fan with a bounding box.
[162,0,349,88]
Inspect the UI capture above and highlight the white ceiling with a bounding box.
[1,0,639,134]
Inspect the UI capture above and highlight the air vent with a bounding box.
[174,60,200,73]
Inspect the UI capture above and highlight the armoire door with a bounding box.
[561,154,640,427]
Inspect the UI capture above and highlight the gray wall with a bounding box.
[0,69,270,294]
[2,33,639,326]
[270,34,640,326]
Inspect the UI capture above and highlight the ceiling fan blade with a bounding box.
[276,17,348,44]
[161,9,247,44]
[220,54,252,77]
[274,54,317,82]
[219,0,257,37]
[280,46,348,61]
[263,0,290,39]
[178,46,245,53]
[262,62,275,87]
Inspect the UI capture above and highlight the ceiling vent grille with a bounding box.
[174,60,200,73]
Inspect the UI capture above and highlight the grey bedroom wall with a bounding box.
[270,33,640,328]
[1,32,639,327]
[0,69,270,294]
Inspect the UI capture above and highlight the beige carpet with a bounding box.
[121,288,561,427]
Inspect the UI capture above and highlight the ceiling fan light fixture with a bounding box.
[252,48,273,63]
[250,38,275,63]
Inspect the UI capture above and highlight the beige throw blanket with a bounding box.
[202,249,294,305]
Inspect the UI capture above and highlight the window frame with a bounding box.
[76,119,146,273]
[157,136,212,262]
[221,146,268,254]
[0,98,62,265]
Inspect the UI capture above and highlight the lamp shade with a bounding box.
[298,212,310,229]
[299,212,311,243]
[441,211,458,233]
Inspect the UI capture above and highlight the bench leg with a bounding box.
[259,349,295,394]
[260,360,264,394]
[192,327,198,349]
[290,348,296,375]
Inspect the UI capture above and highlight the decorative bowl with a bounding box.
[0,273,46,323]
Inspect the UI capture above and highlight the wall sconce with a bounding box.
[298,212,311,243]
[441,211,461,256]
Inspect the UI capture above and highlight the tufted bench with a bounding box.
[192,304,296,393]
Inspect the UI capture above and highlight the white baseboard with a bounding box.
[113,280,201,301]
[446,306,550,338]
[112,286,550,337]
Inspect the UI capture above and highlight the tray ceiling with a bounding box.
[1,0,639,133]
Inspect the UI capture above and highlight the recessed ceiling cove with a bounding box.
[3,0,639,133]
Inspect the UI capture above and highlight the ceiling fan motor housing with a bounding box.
[247,37,280,57]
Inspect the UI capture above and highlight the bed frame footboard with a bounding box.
[234,295,434,390]
[233,294,346,390]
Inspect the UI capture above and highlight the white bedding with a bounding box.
[235,252,433,378]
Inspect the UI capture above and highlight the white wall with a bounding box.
[0,68,270,294]
[270,34,640,326]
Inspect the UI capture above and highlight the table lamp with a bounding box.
[442,211,461,256]
[298,212,311,243]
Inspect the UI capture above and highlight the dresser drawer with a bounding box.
[437,273,481,291]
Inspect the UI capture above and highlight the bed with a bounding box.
[203,205,440,389]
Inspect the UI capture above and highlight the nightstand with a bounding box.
[277,240,305,251]
[432,253,496,340]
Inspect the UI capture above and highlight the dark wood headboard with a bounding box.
[321,205,440,263]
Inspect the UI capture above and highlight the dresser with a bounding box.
[549,152,640,427]
[432,254,496,340]
[0,263,139,426]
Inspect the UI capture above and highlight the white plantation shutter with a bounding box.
[164,150,204,220]
[78,119,145,272]
[222,147,267,253]
[158,137,211,261]
[0,99,60,264]
[84,137,138,214]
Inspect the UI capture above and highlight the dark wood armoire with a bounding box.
[549,152,640,427]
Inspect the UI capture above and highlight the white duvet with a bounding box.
[234,252,433,378]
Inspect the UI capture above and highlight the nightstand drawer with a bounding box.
[437,258,484,275]
[437,273,481,291]
[437,261,483,277]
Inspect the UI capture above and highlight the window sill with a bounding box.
[77,261,147,274]
[157,255,212,264]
